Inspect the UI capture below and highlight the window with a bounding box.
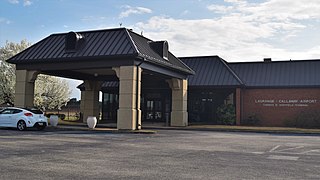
[23,108,42,114]
[0,109,14,114]
[102,92,119,121]
[13,109,22,114]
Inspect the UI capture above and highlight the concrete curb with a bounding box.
[143,126,320,135]
[45,125,156,134]
[52,122,320,135]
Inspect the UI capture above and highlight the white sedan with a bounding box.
[0,107,48,131]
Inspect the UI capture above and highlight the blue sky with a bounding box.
[1,0,320,99]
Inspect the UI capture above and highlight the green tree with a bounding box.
[0,40,71,110]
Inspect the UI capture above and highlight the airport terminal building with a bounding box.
[8,28,320,129]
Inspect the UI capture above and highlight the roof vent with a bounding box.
[65,31,84,52]
[264,58,272,62]
[149,41,169,60]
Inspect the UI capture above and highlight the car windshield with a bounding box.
[23,108,43,114]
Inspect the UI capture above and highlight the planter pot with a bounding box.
[87,116,97,129]
[49,115,59,127]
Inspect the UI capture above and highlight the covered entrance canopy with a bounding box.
[7,28,194,130]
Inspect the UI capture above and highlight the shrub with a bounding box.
[288,111,320,128]
[284,118,296,127]
[216,104,236,125]
[58,114,66,120]
[242,114,260,126]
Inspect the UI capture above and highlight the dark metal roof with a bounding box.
[79,57,320,89]
[229,59,320,87]
[7,28,193,75]
[180,56,243,87]
[8,28,136,62]
[128,31,194,74]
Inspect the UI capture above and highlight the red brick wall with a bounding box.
[242,88,320,126]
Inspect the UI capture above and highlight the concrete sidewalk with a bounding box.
[46,120,156,134]
[180,125,320,135]
[52,120,320,135]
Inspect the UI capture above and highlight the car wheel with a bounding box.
[17,120,26,131]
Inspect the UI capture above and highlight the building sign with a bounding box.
[254,99,318,107]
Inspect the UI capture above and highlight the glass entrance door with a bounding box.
[145,98,163,121]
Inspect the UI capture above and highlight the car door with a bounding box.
[0,109,14,127]
[0,109,5,126]
[9,109,23,127]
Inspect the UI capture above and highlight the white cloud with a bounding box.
[23,0,32,6]
[181,10,189,16]
[81,16,106,22]
[230,0,320,23]
[207,5,233,14]
[7,0,32,6]
[119,5,152,18]
[133,0,320,62]
[0,17,11,24]
[224,0,246,3]
[8,0,19,4]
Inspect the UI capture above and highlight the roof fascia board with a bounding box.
[244,85,320,89]
[42,71,118,81]
[16,58,134,71]
[173,53,195,74]
[140,55,193,75]
[188,85,243,89]
[140,61,188,79]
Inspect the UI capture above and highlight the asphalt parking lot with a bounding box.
[0,128,319,180]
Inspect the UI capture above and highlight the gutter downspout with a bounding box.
[136,59,144,130]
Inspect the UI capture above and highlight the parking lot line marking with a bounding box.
[277,146,304,152]
[267,155,299,161]
[300,149,320,154]
[252,152,264,155]
[269,151,320,156]
[269,145,280,152]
